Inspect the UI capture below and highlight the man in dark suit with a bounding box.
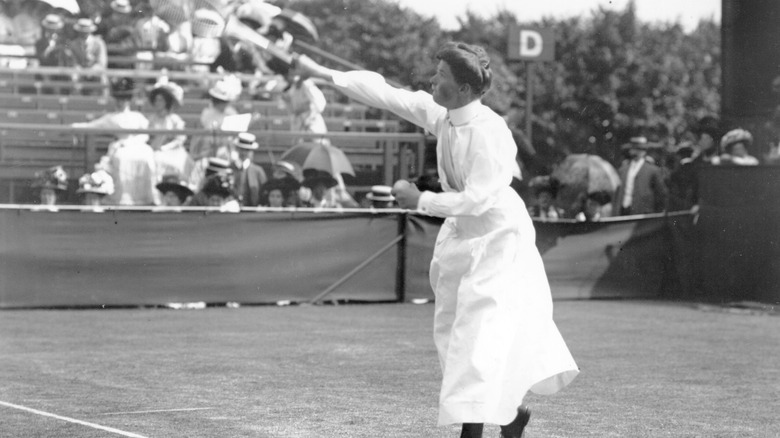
[231,132,268,207]
[614,136,669,215]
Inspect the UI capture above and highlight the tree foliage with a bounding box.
[286,0,721,173]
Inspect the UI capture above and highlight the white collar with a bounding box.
[448,99,481,126]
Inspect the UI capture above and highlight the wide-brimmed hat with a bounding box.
[41,14,64,30]
[302,169,337,189]
[272,160,303,181]
[149,77,183,107]
[110,77,135,99]
[156,174,194,199]
[32,165,68,191]
[110,0,132,14]
[232,132,259,150]
[73,18,97,33]
[200,173,234,198]
[77,170,114,195]
[528,175,557,196]
[366,185,395,202]
[720,128,753,152]
[208,74,242,102]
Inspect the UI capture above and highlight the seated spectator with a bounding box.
[76,169,114,207]
[133,2,171,63]
[720,128,760,166]
[301,169,349,209]
[227,133,268,207]
[188,157,232,206]
[99,0,140,61]
[260,178,294,208]
[35,14,76,94]
[527,175,564,219]
[156,174,194,207]
[146,77,194,180]
[281,70,328,135]
[32,165,69,206]
[6,0,41,46]
[200,172,240,212]
[70,18,107,95]
[268,160,305,206]
[574,191,612,222]
[190,74,241,159]
[365,185,396,209]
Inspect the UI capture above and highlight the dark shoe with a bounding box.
[460,422,484,438]
[499,406,531,438]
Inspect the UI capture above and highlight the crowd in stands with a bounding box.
[525,116,776,221]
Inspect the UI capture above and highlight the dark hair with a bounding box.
[693,116,721,141]
[149,88,175,111]
[435,42,492,96]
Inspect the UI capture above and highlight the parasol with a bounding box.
[273,8,318,42]
[550,154,621,216]
[40,0,79,14]
[281,142,354,177]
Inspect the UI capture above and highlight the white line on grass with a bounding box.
[0,400,149,438]
[99,407,215,415]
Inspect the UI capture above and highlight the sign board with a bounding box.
[508,24,555,62]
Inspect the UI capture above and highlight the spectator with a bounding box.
[269,160,305,206]
[526,175,563,219]
[5,0,40,46]
[260,178,293,207]
[199,172,240,212]
[190,74,241,159]
[31,165,68,206]
[101,0,140,69]
[188,157,232,206]
[228,133,268,207]
[614,136,669,215]
[35,14,76,94]
[76,169,114,207]
[155,174,194,207]
[574,191,612,222]
[133,2,171,70]
[74,78,157,205]
[281,71,328,135]
[720,128,760,166]
[70,18,108,95]
[146,77,194,180]
[668,116,723,209]
[365,185,396,209]
[301,169,342,208]
[154,3,192,67]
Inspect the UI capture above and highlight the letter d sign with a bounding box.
[508,24,555,62]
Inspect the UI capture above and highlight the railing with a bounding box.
[0,123,427,202]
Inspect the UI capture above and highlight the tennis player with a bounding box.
[296,42,579,438]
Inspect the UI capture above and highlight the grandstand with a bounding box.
[0,65,425,203]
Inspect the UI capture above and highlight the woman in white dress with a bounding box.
[297,43,579,438]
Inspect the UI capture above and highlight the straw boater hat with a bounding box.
[232,132,259,150]
[156,174,194,199]
[110,0,132,14]
[32,165,68,191]
[41,14,64,31]
[73,18,97,34]
[77,170,114,195]
[366,185,395,202]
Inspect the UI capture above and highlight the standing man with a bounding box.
[297,42,578,438]
[614,136,669,215]
[230,132,268,207]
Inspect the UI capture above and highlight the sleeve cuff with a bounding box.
[417,190,435,215]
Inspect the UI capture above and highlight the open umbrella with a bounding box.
[40,0,79,14]
[273,8,318,42]
[281,142,355,177]
[550,154,621,216]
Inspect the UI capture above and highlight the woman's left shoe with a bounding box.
[499,405,531,438]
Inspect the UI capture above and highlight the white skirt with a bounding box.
[429,190,579,426]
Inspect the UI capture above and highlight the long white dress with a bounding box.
[331,71,579,426]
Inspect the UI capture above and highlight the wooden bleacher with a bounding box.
[0,65,423,203]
